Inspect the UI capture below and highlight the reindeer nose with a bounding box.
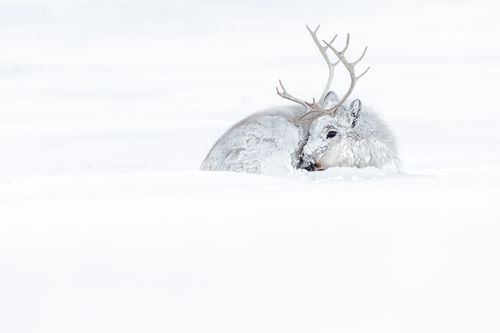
[299,156,315,171]
[303,163,315,171]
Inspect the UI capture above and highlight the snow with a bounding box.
[1,1,500,332]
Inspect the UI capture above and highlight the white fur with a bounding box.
[200,105,308,174]
[302,104,400,171]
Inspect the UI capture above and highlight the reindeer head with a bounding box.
[299,96,362,171]
[276,25,370,171]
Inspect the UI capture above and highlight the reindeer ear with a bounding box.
[322,91,339,108]
[349,99,362,127]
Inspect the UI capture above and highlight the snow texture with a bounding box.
[1,1,500,333]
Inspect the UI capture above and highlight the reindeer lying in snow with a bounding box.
[201,26,399,174]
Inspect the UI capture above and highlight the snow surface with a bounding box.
[1,1,500,332]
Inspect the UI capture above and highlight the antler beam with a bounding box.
[306,25,340,104]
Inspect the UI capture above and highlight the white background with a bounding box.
[1,1,500,332]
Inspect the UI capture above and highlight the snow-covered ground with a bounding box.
[1,1,500,332]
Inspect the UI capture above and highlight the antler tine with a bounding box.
[311,24,320,34]
[356,66,371,80]
[306,25,340,104]
[351,46,368,65]
[328,35,338,45]
[339,33,350,54]
[322,35,370,114]
[276,79,311,110]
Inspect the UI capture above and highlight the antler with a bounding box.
[276,26,370,119]
[322,35,370,113]
[276,80,314,110]
[276,25,339,110]
[306,25,340,104]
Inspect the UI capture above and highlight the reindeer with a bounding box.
[201,26,399,174]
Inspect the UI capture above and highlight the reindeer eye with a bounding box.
[326,130,337,139]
